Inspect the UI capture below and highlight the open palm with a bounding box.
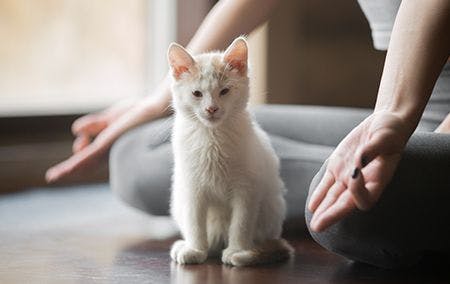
[308,112,412,232]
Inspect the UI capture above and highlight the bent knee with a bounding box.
[306,219,421,269]
[112,180,170,216]
[305,162,420,268]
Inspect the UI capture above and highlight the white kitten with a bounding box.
[168,37,293,266]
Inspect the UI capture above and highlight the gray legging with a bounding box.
[109,104,450,268]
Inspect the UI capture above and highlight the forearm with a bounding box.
[187,0,281,53]
[374,0,450,136]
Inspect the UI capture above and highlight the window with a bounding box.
[0,0,176,116]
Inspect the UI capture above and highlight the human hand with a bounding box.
[45,100,135,183]
[435,113,450,133]
[308,111,412,232]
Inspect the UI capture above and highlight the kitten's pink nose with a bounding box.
[206,106,219,114]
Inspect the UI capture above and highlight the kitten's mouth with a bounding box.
[207,115,220,121]
[200,114,223,126]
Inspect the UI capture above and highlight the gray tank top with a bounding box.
[358,0,401,50]
[358,0,449,126]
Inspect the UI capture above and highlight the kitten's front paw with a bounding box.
[221,247,241,265]
[170,240,207,264]
[170,240,185,261]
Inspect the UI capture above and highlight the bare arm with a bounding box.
[375,0,450,134]
[309,0,450,232]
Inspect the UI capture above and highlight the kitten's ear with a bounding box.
[167,43,195,80]
[223,37,248,74]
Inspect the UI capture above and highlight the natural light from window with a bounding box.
[0,0,175,116]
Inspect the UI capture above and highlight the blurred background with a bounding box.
[0,0,385,193]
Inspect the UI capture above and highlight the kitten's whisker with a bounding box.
[162,103,174,115]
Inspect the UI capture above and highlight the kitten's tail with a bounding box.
[230,239,294,267]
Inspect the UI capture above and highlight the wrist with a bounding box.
[142,74,173,117]
[371,109,417,143]
[134,90,171,121]
[374,90,424,138]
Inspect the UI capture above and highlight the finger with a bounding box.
[356,143,378,169]
[308,170,335,212]
[46,160,73,183]
[72,135,91,153]
[71,114,108,136]
[46,156,84,183]
[45,144,100,183]
[310,181,346,226]
[357,129,398,168]
[364,181,385,205]
[348,167,372,211]
[310,191,355,232]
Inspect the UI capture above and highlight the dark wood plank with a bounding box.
[2,231,450,283]
[1,186,449,283]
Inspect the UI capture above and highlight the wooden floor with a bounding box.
[1,185,449,284]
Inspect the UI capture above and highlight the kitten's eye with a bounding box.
[192,90,203,98]
[220,88,230,96]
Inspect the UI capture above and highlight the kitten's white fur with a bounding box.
[168,37,293,266]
